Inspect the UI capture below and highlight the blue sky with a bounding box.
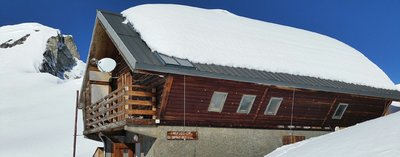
[1,0,399,84]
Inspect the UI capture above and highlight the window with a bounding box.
[157,53,194,67]
[332,103,348,119]
[264,97,283,115]
[175,58,194,67]
[208,92,228,112]
[237,95,256,114]
[159,53,179,65]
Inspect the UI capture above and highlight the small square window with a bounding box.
[332,103,348,119]
[237,95,256,114]
[175,58,194,67]
[208,92,228,112]
[159,53,179,65]
[264,97,283,115]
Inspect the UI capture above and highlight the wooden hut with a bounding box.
[79,6,400,157]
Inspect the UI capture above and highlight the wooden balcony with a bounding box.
[84,85,157,134]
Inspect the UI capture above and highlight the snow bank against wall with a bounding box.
[265,111,400,157]
[122,4,396,90]
[390,84,400,107]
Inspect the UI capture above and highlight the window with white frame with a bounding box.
[264,97,283,115]
[332,103,348,119]
[208,91,228,112]
[237,95,256,114]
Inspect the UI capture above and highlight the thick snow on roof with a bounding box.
[122,4,396,90]
[265,112,400,157]
[0,23,101,157]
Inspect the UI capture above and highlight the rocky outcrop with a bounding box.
[39,34,82,79]
[0,34,30,48]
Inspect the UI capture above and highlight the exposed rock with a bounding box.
[64,36,80,59]
[0,34,30,48]
[39,34,81,79]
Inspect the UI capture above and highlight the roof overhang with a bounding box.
[79,10,400,103]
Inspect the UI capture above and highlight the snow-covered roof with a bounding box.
[121,4,396,90]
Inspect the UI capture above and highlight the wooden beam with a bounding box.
[126,119,156,125]
[158,75,174,118]
[382,99,392,116]
[321,97,337,126]
[88,66,100,72]
[126,110,156,115]
[126,91,154,97]
[126,100,154,106]
[253,87,269,122]
[89,80,109,86]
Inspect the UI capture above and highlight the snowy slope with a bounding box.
[0,23,101,157]
[122,4,396,90]
[265,112,400,157]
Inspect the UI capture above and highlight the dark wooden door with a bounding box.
[113,143,134,157]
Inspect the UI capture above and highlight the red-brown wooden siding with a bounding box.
[160,75,386,129]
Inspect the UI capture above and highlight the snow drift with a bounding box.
[265,111,400,157]
[122,4,396,90]
[391,84,400,107]
[0,23,101,157]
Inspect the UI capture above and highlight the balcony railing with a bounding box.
[85,85,156,133]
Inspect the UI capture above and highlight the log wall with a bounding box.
[160,75,387,130]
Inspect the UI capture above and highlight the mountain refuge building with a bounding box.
[79,4,400,157]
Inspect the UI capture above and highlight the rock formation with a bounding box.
[39,34,82,79]
[0,34,31,48]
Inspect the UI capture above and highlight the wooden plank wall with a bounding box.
[160,75,387,129]
[282,135,305,145]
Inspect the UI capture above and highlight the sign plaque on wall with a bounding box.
[167,131,198,140]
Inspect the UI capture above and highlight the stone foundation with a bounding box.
[124,126,329,157]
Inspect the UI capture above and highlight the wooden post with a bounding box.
[158,76,174,118]
[73,90,79,157]
[382,99,392,116]
[135,143,141,157]
[253,87,269,122]
[321,97,337,126]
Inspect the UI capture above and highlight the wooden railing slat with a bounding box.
[85,84,157,133]
[86,92,125,113]
[126,91,154,97]
[85,101,125,119]
[126,100,154,106]
[126,109,156,116]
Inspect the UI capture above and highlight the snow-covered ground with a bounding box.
[265,112,400,157]
[122,4,396,90]
[0,23,101,157]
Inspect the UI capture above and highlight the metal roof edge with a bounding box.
[95,10,400,101]
[97,11,137,71]
[135,63,400,100]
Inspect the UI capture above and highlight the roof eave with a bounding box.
[96,10,137,71]
[135,62,400,100]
